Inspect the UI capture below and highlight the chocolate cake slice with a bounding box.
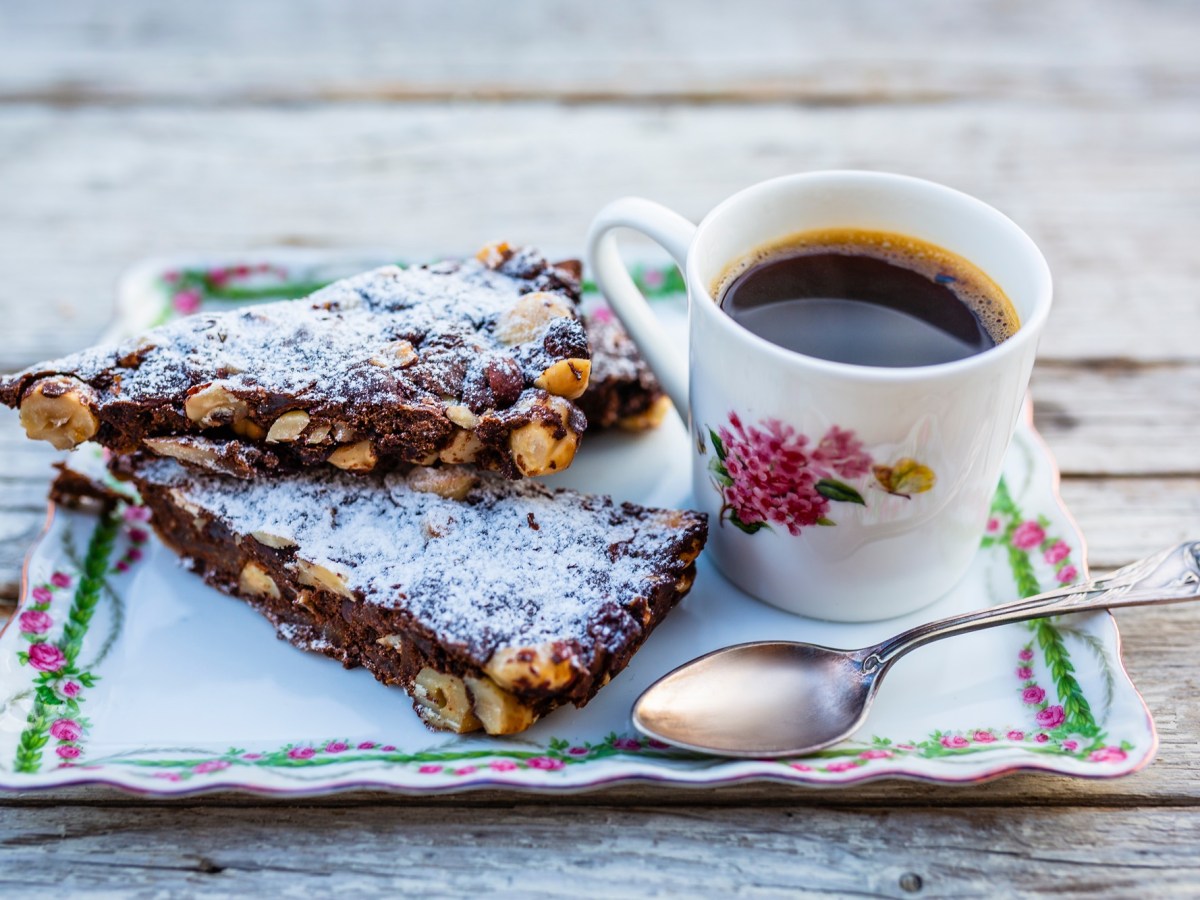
[2,244,588,479]
[108,454,706,735]
[577,311,671,431]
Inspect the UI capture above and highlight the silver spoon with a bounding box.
[633,541,1200,757]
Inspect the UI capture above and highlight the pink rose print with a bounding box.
[790,763,813,772]
[526,756,565,771]
[647,739,670,750]
[1016,667,1034,680]
[1057,565,1078,584]
[489,760,518,772]
[162,271,180,284]
[613,738,642,751]
[1061,740,1078,752]
[357,742,376,750]
[19,610,52,634]
[27,643,65,672]
[127,548,144,562]
[128,528,149,543]
[50,572,72,588]
[1089,746,1128,763]
[825,760,860,773]
[986,517,1001,534]
[287,747,315,760]
[55,745,81,760]
[1006,730,1025,741]
[114,561,129,573]
[124,505,151,522]
[896,744,916,751]
[973,731,996,744]
[812,426,872,479]
[1035,705,1066,729]
[454,766,477,776]
[642,268,665,289]
[324,741,349,754]
[418,764,442,774]
[381,745,396,752]
[591,305,615,324]
[172,289,202,315]
[1035,733,1050,744]
[1022,686,1046,705]
[60,681,81,698]
[859,749,893,760]
[153,771,182,781]
[31,587,52,604]
[941,735,970,750]
[568,747,588,756]
[208,269,229,288]
[242,753,263,760]
[1018,648,1034,662]
[49,719,81,742]
[1011,521,1046,550]
[194,760,231,774]
[1043,540,1071,565]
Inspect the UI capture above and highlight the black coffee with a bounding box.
[716,229,1018,367]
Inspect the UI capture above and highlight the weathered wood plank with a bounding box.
[0,804,1197,897]
[2,0,1198,104]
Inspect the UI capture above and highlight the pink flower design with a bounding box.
[19,610,52,634]
[1043,540,1071,565]
[1061,740,1079,752]
[55,745,80,760]
[31,587,52,604]
[454,766,477,776]
[128,528,149,544]
[490,760,518,772]
[825,760,860,772]
[1006,730,1025,741]
[568,747,588,756]
[123,505,151,522]
[153,771,182,781]
[1057,565,1078,584]
[859,749,893,759]
[1035,706,1066,729]
[418,764,442,774]
[162,271,180,283]
[941,735,970,749]
[896,744,916,751]
[973,731,997,744]
[526,756,565,771]
[613,738,642,751]
[1018,648,1034,662]
[647,739,670,749]
[172,289,202,315]
[591,305,614,324]
[127,548,144,562]
[27,643,65,672]
[986,517,1001,534]
[1011,521,1046,550]
[194,760,231,774]
[1089,746,1128,763]
[324,741,349,754]
[642,268,665,289]
[357,742,376,750]
[287,747,315,760]
[242,753,263,760]
[790,763,813,772]
[381,745,396,752]
[114,561,129,573]
[60,681,81,698]
[208,269,230,288]
[49,719,82,741]
[50,572,72,588]
[812,426,872,479]
[1016,667,1034,680]
[1022,686,1046,705]
[1035,733,1050,743]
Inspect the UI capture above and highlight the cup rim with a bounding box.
[684,170,1053,382]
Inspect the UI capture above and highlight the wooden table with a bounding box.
[1,2,1198,894]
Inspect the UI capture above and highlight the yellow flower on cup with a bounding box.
[872,458,936,498]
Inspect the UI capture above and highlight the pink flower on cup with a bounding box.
[490,760,518,772]
[790,763,813,772]
[613,738,642,751]
[357,741,376,750]
[27,643,65,672]
[973,731,996,744]
[56,745,81,760]
[127,548,144,562]
[825,760,860,772]
[114,561,129,573]
[647,739,670,749]
[19,610,52,634]
[1035,733,1050,743]
[1089,746,1128,763]
[1018,648,1034,662]
[381,745,396,752]
[812,426,872,479]
[941,735,970,749]
[194,760,231,774]
[860,749,893,759]
[324,741,349,754]
[986,517,1001,534]
[1061,740,1079,752]
[287,746,315,760]
[417,764,442,774]
[1057,565,1079,584]
[1011,521,1046,550]
[591,305,614,324]
[568,747,588,756]
[60,681,81,698]
[242,753,263,760]
[1043,540,1071,565]
[172,289,202,315]
[896,743,916,751]
[1007,730,1025,741]
[50,572,72,588]
[128,528,149,544]
[1016,667,1034,680]
[31,587,52,604]
[526,756,565,771]
[124,505,151,522]
[50,719,81,741]
[1022,686,1046,705]
[1035,705,1066,729]
[454,766,477,776]
[153,771,182,781]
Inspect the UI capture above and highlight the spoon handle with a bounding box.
[863,541,1200,673]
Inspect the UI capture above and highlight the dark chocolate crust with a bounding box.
[103,454,707,733]
[4,246,588,480]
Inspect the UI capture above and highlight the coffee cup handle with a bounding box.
[586,198,697,421]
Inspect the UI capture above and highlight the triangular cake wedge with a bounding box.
[2,245,589,479]
[102,454,707,735]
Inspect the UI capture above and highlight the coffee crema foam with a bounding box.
[711,227,1019,344]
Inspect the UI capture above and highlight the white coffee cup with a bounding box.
[586,171,1052,621]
